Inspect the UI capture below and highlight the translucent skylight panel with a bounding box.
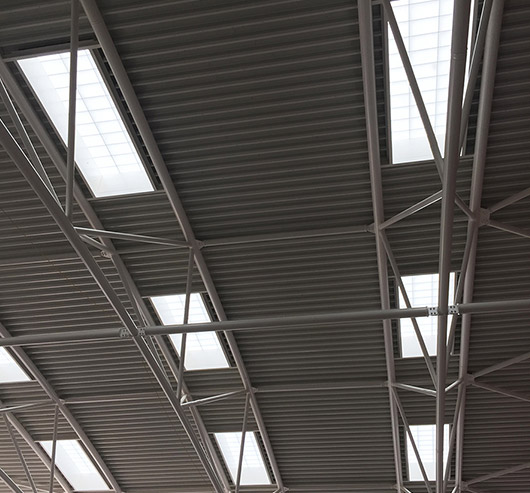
[407,424,449,481]
[398,272,455,358]
[151,293,229,371]
[18,50,154,197]
[0,347,30,383]
[388,0,454,163]
[215,432,271,485]
[40,440,109,491]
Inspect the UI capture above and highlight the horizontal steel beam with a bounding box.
[0,299,529,348]
[75,227,189,248]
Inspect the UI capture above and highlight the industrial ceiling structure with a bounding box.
[0,0,528,492]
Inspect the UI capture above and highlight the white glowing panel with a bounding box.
[151,293,229,370]
[407,424,449,481]
[18,50,154,197]
[388,0,454,163]
[215,432,271,485]
[0,347,30,383]
[40,440,109,491]
[398,273,455,357]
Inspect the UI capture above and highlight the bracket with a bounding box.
[448,304,459,315]
[478,208,491,227]
[119,328,132,339]
[428,306,439,316]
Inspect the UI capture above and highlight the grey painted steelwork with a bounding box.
[0,468,24,493]
[78,1,285,488]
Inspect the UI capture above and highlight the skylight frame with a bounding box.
[215,431,272,486]
[150,292,230,371]
[406,423,450,481]
[397,272,456,358]
[40,439,110,491]
[17,48,155,198]
[0,347,31,384]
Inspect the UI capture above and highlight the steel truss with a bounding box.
[0,0,518,492]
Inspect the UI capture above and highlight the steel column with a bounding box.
[358,1,403,489]
[455,3,504,490]
[436,2,472,492]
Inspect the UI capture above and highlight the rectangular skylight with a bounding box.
[151,293,229,371]
[40,439,110,491]
[406,424,449,481]
[18,50,154,197]
[0,347,30,383]
[215,432,271,486]
[398,272,455,358]
[388,0,454,163]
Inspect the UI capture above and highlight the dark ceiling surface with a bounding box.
[0,1,528,492]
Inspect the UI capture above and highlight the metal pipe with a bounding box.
[443,386,464,493]
[392,383,436,398]
[235,393,251,493]
[48,406,59,493]
[1,298,530,348]
[65,0,79,219]
[472,380,530,404]
[3,416,38,493]
[359,2,403,489]
[437,2,472,491]
[0,401,53,413]
[467,462,530,486]
[75,226,189,248]
[380,232,437,386]
[182,390,246,408]
[0,119,225,493]
[459,0,493,151]
[487,219,530,239]
[379,191,442,231]
[202,225,370,247]
[79,234,114,254]
[488,186,530,214]
[177,250,194,400]
[0,80,60,205]
[4,413,72,493]
[455,3,504,489]
[472,350,530,379]
[0,468,24,493]
[391,388,433,493]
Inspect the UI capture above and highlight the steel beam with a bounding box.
[487,219,530,240]
[3,412,72,493]
[78,1,285,488]
[0,53,230,493]
[0,120,225,493]
[466,462,530,486]
[437,2,472,492]
[488,186,530,213]
[358,2,403,489]
[472,350,530,379]
[0,468,24,493]
[1,298,530,347]
[455,3,504,491]
[379,190,442,231]
[471,380,530,404]
[65,0,79,220]
[3,416,38,493]
[75,226,189,248]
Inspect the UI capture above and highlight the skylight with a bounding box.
[215,432,271,486]
[18,50,154,197]
[388,0,454,163]
[0,347,30,383]
[150,293,229,371]
[40,440,110,491]
[398,272,455,358]
[406,424,449,481]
